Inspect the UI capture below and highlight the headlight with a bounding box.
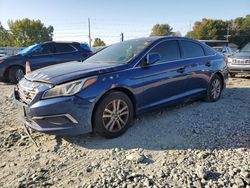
[228,58,233,63]
[42,77,97,99]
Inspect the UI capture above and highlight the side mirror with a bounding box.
[146,53,160,66]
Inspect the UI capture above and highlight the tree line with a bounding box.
[0,15,249,48]
[186,15,250,48]
[0,18,53,47]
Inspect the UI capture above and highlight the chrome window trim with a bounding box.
[133,38,216,68]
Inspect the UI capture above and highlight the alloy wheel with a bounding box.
[102,99,129,132]
[211,78,221,99]
[16,69,24,82]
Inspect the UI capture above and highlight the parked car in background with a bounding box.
[227,42,250,77]
[213,46,233,57]
[0,50,7,57]
[0,41,92,83]
[13,37,228,138]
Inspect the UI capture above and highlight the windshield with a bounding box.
[17,44,41,55]
[241,43,250,52]
[84,39,153,64]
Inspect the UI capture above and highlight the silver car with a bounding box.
[227,43,250,77]
[213,46,233,57]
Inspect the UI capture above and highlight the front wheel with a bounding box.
[8,66,24,84]
[204,74,223,102]
[93,91,134,138]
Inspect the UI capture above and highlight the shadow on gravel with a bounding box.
[54,87,250,151]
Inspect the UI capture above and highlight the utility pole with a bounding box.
[224,24,231,41]
[120,33,124,42]
[88,18,92,48]
[226,24,230,41]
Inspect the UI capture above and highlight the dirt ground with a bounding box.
[0,77,249,188]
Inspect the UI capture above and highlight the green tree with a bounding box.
[0,22,14,46]
[8,18,54,47]
[185,19,228,40]
[186,16,250,48]
[150,24,173,36]
[92,38,106,47]
[229,15,250,48]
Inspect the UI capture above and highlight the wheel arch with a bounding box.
[213,71,225,89]
[91,87,137,129]
[4,64,25,80]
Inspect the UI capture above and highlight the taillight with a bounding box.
[25,61,31,74]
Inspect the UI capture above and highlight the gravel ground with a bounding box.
[0,77,249,188]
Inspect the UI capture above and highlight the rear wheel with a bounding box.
[93,91,134,138]
[8,66,24,84]
[204,74,223,102]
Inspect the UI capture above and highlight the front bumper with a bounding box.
[0,63,6,82]
[228,63,250,74]
[13,88,93,135]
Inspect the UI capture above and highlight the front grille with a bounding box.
[17,79,42,104]
[232,59,250,65]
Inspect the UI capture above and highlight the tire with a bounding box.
[229,73,236,78]
[204,74,223,102]
[8,66,24,84]
[93,91,134,138]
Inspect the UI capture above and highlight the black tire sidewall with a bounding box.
[93,91,134,138]
[9,66,24,84]
[206,74,223,102]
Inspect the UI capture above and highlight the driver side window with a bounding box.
[149,40,181,64]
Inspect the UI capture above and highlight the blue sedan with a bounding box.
[0,41,92,83]
[14,37,228,138]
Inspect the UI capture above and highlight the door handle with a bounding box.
[177,67,185,73]
[205,62,211,67]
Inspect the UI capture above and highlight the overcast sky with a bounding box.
[0,0,249,45]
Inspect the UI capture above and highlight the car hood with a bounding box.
[232,52,250,59]
[25,61,125,85]
[0,54,25,62]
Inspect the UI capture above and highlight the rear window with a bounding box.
[204,46,216,56]
[150,40,181,63]
[181,40,205,58]
[55,43,76,53]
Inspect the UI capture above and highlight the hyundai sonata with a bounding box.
[14,37,228,138]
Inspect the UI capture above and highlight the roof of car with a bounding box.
[125,36,198,43]
[43,41,81,44]
[213,46,227,48]
[199,40,229,43]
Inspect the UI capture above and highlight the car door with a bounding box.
[179,40,212,95]
[136,40,190,111]
[28,43,57,70]
[54,43,81,64]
